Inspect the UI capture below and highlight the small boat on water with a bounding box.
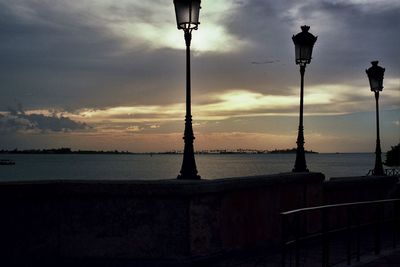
[0,159,15,165]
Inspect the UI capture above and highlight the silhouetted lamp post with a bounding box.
[174,0,201,180]
[366,61,385,176]
[292,25,317,172]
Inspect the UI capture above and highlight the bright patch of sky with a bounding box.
[57,0,247,52]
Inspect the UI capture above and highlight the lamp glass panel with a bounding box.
[190,1,200,24]
[174,0,200,29]
[295,44,313,64]
[301,45,312,62]
[175,1,190,28]
[295,44,301,63]
[369,78,383,91]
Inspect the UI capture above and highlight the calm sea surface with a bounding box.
[0,153,381,181]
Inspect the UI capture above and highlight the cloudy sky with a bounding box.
[0,0,398,152]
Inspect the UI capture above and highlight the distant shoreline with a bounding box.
[0,147,320,155]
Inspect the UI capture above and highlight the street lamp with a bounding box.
[366,61,386,176]
[173,0,201,180]
[292,25,317,172]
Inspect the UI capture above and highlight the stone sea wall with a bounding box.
[0,173,397,265]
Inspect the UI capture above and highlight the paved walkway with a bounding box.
[352,249,400,267]
[208,248,400,267]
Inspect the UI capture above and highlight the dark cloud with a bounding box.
[224,0,400,84]
[0,106,90,133]
[0,0,398,112]
[251,60,280,65]
[0,0,185,110]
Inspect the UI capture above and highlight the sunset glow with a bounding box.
[0,0,398,152]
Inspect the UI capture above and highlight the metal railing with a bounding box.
[281,199,400,267]
[367,168,400,176]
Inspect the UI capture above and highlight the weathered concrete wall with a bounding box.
[0,173,398,265]
[323,175,399,204]
[0,173,324,265]
[188,173,324,257]
[396,182,400,197]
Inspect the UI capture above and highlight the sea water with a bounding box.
[0,153,379,181]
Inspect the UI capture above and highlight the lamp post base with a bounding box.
[292,141,309,173]
[177,115,200,180]
[177,174,201,180]
[373,139,385,176]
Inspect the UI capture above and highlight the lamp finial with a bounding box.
[301,25,310,32]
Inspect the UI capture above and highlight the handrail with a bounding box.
[367,168,400,176]
[281,198,400,215]
[281,198,400,267]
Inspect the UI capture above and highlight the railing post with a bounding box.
[282,214,287,267]
[394,201,399,249]
[295,212,300,267]
[374,203,382,255]
[356,206,361,262]
[346,206,352,265]
[322,208,329,267]
[392,202,396,249]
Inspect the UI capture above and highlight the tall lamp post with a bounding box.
[174,0,201,180]
[366,61,386,176]
[292,25,317,173]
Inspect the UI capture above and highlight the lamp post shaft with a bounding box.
[293,65,309,172]
[185,30,192,116]
[299,65,305,128]
[373,91,384,175]
[178,30,200,180]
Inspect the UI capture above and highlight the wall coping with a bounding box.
[0,172,325,197]
[325,175,399,189]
